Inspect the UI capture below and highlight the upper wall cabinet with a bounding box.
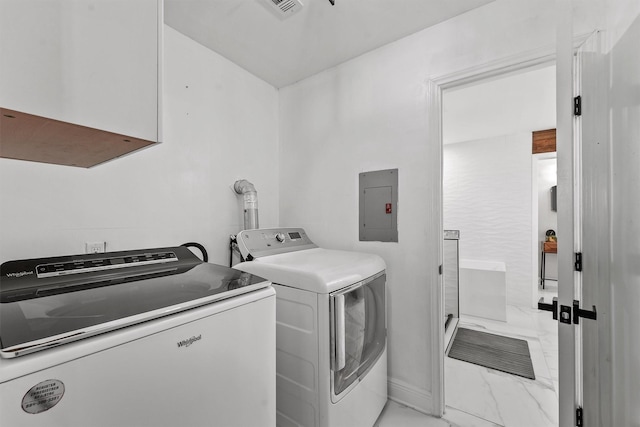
[0,0,162,168]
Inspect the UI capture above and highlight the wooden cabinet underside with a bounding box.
[0,108,155,168]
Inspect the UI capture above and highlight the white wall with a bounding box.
[0,26,279,265]
[443,133,532,308]
[537,157,558,281]
[278,0,603,412]
[609,12,640,426]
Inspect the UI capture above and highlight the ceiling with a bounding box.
[164,0,495,88]
[443,65,557,145]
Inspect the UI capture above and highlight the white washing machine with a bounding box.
[235,228,387,427]
[0,246,275,427]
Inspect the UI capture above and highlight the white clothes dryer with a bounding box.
[235,228,387,427]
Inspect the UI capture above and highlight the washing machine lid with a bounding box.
[0,246,269,358]
[235,247,385,293]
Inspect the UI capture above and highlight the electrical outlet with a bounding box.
[85,242,106,254]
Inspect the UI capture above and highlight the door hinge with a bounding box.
[573,300,597,324]
[574,96,582,116]
[439,264,443,275]
[576,406,583,426]
[575,252,583,271]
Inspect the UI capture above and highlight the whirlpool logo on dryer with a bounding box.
[177,334,202,348]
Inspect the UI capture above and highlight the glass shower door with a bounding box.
[330,272,386,402]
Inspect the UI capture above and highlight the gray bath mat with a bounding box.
[448,328,535,380]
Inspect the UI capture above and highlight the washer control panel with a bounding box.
[236,228,317,260]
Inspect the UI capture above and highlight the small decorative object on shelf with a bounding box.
[545,229,557,242]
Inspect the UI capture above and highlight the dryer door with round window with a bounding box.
[330,272,386,402]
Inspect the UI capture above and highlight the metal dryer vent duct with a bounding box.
[234,179,259,230]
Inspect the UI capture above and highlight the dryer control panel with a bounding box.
[236,228,318,260]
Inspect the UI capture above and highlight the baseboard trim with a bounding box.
[387,377,434,415]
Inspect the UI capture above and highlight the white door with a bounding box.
[552,30,608,426]
[574,31,612,426]
[608,14,640,425]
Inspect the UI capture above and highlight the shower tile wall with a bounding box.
[443,133,533,308]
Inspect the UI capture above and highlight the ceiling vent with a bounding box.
[265,0,304,18]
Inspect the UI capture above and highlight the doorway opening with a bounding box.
[440,64,559,426]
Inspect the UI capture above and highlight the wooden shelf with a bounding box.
[543,241,557,253]
[0,108,156,168]
[532,128,556,154]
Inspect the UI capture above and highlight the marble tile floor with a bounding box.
[446,302,559,427]
[376,400,502,427]
[376,293,559,427]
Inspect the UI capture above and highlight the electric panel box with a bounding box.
[359,169,398,242]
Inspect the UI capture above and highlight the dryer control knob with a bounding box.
[275,233,286,243]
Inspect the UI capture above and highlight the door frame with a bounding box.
[427,35,590,417]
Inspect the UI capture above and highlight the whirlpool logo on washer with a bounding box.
[6,270,33,278]
[177,334,202,348]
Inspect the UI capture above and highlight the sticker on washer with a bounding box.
[22,379,65,414]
